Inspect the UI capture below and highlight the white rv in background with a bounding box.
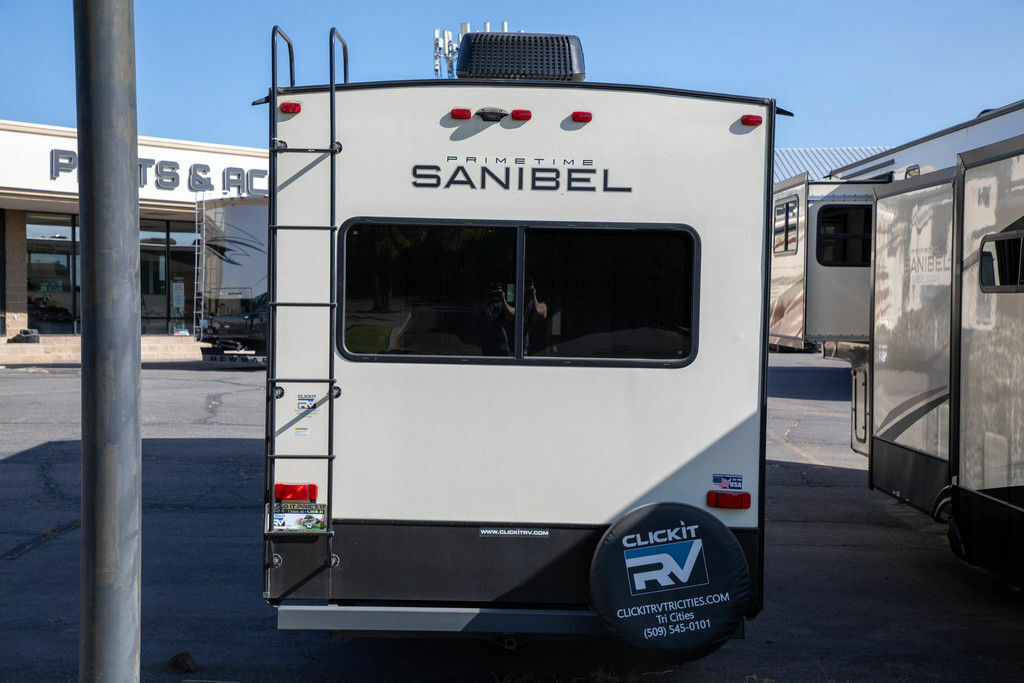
[767,98,1024,587]
[259,26,776,662]
[769,97,1024,454]
[828,98,1024,182]
[768,175,880,350]
[862,134,1024,591]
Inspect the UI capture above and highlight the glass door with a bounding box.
[140,220,169,334]
[168,221,197,336]
[26,213,75,334]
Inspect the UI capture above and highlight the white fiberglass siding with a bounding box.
[272,84,769,527]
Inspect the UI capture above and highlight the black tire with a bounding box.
[589,502,750,662]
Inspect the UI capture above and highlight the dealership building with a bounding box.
[0,119,267,362]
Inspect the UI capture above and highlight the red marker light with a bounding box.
[510,109,532,121]
[279,102,301,114]
[741,114,763,126]
[450,108,472,119]
[706,490,751,509]
[274,483,318,501]
[571,111,592,123]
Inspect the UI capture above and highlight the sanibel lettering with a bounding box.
[411,163,632,193]
[411,164,441,188]
[567,168,596,191]
[531,168,559,190]
[603,169,632,192]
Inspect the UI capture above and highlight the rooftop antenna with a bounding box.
[445,29,455,77]
[433,29,441,77]
[433,21,511,77]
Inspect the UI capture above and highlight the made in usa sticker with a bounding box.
[712,474,742,490]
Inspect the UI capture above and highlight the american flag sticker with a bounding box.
[713,473,743,490]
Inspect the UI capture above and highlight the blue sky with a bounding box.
[1,1,1023,150]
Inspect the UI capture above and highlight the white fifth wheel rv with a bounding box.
[828,98,1024,182]
[768,175,880,350]
[862,134,1024,590]
[771,98,1024,455]
[260,27,776,661]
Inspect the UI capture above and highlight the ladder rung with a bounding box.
[270,302,336,308]
[271,146,341,154]
[267,454,336,460]
[270,225,338,231]
[268,377,337,384]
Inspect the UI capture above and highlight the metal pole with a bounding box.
[73,0,141,680]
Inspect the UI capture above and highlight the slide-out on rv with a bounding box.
[863,135,1024,590]
[259,27,776,661]
[197,197,268,351]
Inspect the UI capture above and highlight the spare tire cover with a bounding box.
[589,502,750,661]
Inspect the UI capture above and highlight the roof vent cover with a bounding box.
[456,32,585,81]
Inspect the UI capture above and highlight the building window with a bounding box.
[342,220,698,366]
[26,213,76,334]
[817,205,872,267]
[980,225,1024,292]
[140,219,169,334]
[24,214,197,336]
[169,221,197,335]
[773,199,798,255]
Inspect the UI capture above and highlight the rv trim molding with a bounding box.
[265,78,775,108]
[958,132,1024,170]
[278,604,606,634]
[773,172,808,194]
[873,166,957,201]
[828,97,1024,178]
[838,159,895,180]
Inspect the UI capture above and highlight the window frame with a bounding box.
[815,203,872,268]
[979,228,1024,293]
[772,197,799,257]
[337,216,701,369]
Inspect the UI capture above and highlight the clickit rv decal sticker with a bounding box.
[271,502,326,531]
[624,538,710,596]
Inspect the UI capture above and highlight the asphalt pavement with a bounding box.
[1,354,1022,682]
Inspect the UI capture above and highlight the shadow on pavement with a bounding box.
[767,362,850,402]
[4,440,1024,681]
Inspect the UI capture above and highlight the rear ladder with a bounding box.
[263,27,349,593]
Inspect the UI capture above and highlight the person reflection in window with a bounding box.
[521,277,548,353]
[481,282,513,356]
[499,278,548,356]
[480,279,548,356]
